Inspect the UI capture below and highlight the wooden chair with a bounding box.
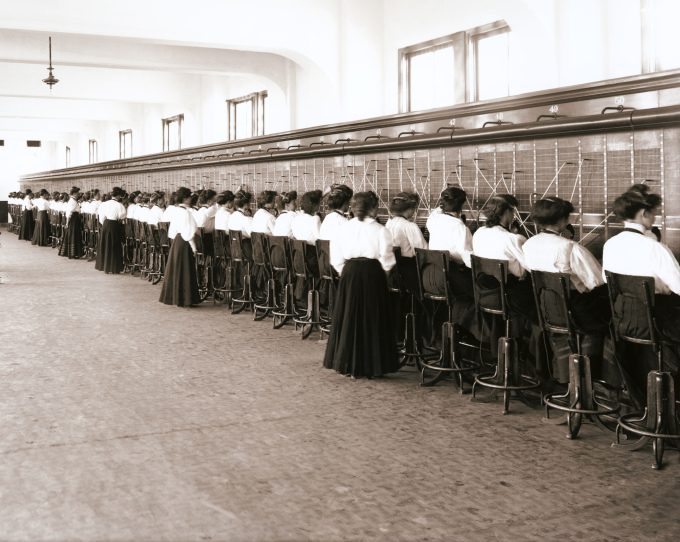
[252,232,280,320]
[269,236,300,329]
[292,239,325,340]
[229,230,256,314]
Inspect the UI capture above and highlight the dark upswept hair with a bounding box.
[70,186,80,195]
[484,194,518,227]
[531,197,574,226]
[281,190,298,205]
[352,191,379,221]
[150,192,164,205]
[216,190,235,206]
[389,192,419,214]
[39,189,49,197]
[111,186,125,198]
[25,189,33,195]
[326,184,353,210]
[440,187,467,214]
[613,184,662,221]
[198,189,217,206]
[234,190,252,208]
[175,186,192,202]
[257,190,277,209]
[299,190,323,214]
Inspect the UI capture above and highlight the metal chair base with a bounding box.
[254,279,282,321]
[612,370,680,470]
[293,290,326,340]
[232,274,256,314]
[272,284,301,329]
[420,322,478,392]
[213,264,240,308]
[543,353,620,439]
[471,336,541,414]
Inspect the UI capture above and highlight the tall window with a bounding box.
[642,0,680,73]
[399,21,510,112]
[227,91,267,140]
[66,146,70,167]
[163,114,183,152]
[119,130,132,159]
[88,140,98,164]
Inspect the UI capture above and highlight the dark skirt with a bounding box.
[159,234,201,307]
[95,219,125,274]
[58,213,84,259]
[323,258,399,377]
[19,209,35,241]
[31,210,50,246]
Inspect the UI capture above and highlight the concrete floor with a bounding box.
[1,230,679,542]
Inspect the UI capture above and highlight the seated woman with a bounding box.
[324,191,399,378]
[147,192,165,227]
[161,192,179,224]
[193,190,218,231]
[31,189,52,246]
[159,186,201,307]
[291,190,323,305]
[424,187,480,343]
[603,184,680,393]
[252,190,277,234]
[227,190,254,283]
[523,196,609,383]
[214,191,235,231]
[319,184,353,240]
[272,191,298,238]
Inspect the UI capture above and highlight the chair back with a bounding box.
[388,247,403,294]
[124,218,134,239]
[213,229,226,259]
[531,269,584,353]
[147,223,159,249]
[605,271,659,352]
[194,227,206,255]
[229,230,245,262]
[315,239,336,282]
[158,222,170,246]
[251,232,269,268]
[414,248,451,304]
[291,239,310,279]
[269,236,293,273]
[470,255,509,320]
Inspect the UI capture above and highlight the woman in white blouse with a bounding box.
[19,189,35,241]
[603,184,680,344]
[324,191,400,378]
[147,192,165,227]
[272,191,298,237]
[523,196,609,334]
[291,190,323,304]
[159,186,201,307]
[58,186,85,259]
[95,186,128,274]
[214,191,235,231]
[31,189,52,246]
[319,184,353,240]
[193,190,218,231]
[252,190,277,234]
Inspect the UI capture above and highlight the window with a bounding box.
[642,0,680,73]
[227,91,267,140]
[66,146,70,167]
[162,114,183,152]
[89,140,98,164]
[27,140,42,147]
[399,21,510,112]
[119,130,132,159]
[0,140,4,146]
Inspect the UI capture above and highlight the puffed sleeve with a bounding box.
[379,226,397,272]
[508,234,529,278]
[405,222,428,253]
[460,224,473,268]
[177,210,198,251]
[654,243,680,296]
[570,244,604,291]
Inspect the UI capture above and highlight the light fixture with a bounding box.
[42,37,59,92]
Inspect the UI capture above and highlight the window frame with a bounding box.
[119,129,132,159]
[226,90,268,141]
[66,146,70,167]
[88,139,98,164]
[398,20,510,112]
[162,114,184,152]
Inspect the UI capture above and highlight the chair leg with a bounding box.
[273,284,299,329]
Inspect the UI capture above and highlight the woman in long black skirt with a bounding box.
[159,187,201,307]
[19,189,35,241]
[59,187,85,259]
[95,187,127,273]
[31,189,52,246]
[323,191,399,378]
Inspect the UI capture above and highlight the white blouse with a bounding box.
[214,208,232,231]
[252,208,277,234]
[227,210,253,237]
[272,210,296,237]
[98,199,127,224]
[147,205,164,226]
[126,203,138,219]
[169,205,198,252]
[33,197,50,212]
[81,201,91,213]
[319,211,348,241]
[385,216,428,258]
[426,209,473,267]
[136,206,150,223]
[22,196,34,210]
[472,225,529,279]
[522,231,604,293]
[161,205,179,223]
[292,212,322,245]
[90,200,101,213]
[602,222,680,296]
[331,217,396,274]
[65,197,80,219]
[194,205,218,231]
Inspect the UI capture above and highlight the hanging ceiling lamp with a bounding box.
[42,37,59,92]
